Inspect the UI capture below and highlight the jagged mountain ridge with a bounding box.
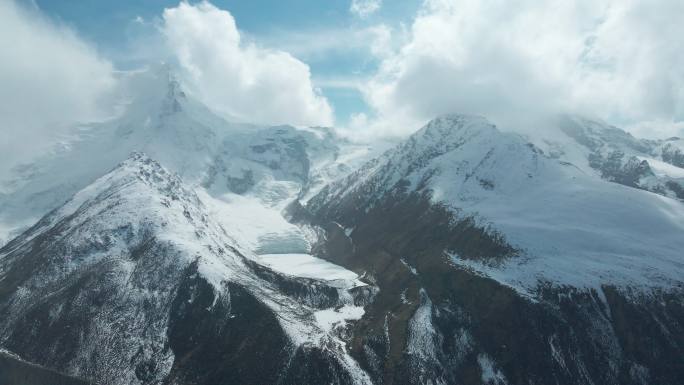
[0,154,375,384]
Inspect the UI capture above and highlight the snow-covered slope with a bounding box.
[0,153,374,384]
[310,114,684,294]
[524,115,684,200]
[304,114,684,385]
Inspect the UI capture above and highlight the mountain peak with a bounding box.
[106,151,189,196]
[120,63,188,118]
[431,112,488,124]
[392,114,501,163]
[309,112,684,294]
[415,114,494,141]
[0,151,240,290]
[32,151,206,247]
[117,151,180,184]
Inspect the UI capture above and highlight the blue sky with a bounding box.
[33,0,421,125]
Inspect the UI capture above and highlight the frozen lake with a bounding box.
[256,253,359,281]
[199,187,362,285]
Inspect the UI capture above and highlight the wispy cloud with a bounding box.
[350,0,382,18]
[0,0,116,178]
[255,24,394,61]
[313,76,366,90]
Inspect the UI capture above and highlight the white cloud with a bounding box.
[350,0,382,18]
[359,0,684,139]
[161,1,333,127]
[0,0,116,178]
[258,24,393,62]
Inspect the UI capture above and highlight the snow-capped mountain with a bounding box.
[2,63,683,385]
[0,154,375,384]
[309,114,684,292]
[0,65,375,247]
[0,66,385,383]
[302,114,684,384]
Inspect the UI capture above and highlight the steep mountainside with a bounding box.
[0,154,376,385]
[302,114,684,385]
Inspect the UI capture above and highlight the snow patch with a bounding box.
[638,156,684,179]
[256,253,361,283]
[314,305,365,332]
[407,290,438,362]
[477,353,508,385]
[400,258,418,275]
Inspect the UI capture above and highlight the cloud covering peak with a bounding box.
[161,1,333,127]
[357,0,684,139]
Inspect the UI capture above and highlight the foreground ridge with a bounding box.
[0,153,375,385]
